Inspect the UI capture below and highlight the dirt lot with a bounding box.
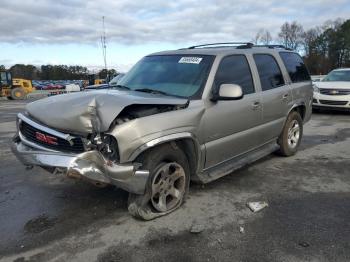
[0,99,349,262]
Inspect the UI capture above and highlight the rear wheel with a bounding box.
[277,111,303,156]
[10,88,25,100]
[127,143,190,220]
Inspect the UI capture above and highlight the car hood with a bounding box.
[315,81,350,89]
[25,89,188,135]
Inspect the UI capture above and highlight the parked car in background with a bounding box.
[32,80,84,90]
[313,68,350,111]
[311,75,325,82]
[84,73,125,91]
[12,43,312,220]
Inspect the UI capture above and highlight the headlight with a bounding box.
[91,133,119,162]
[312,84,320,93]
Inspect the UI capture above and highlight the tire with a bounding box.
[127,142,190,220]
[277,111,303,156]
[11,88,25,100]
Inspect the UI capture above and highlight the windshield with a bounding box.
[109,74,125,86]
[322,70,350,82]
[118,55,214,98]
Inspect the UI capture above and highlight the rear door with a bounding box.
[279,52,312,121]
[253,54,292,141]
[203,55,263,168]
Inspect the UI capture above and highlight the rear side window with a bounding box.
[279,52,311,83]
[215,55,255,95]
[253,54,285,91]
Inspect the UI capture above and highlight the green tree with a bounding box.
[98,69,117,80]
[39,65,89,80]
[10,64,40,79]
[303,19,350,74]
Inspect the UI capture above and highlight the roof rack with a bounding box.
[253,44,293,51]
[187,42,254,49]
[185,43,293,51]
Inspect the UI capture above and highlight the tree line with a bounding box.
[254,18,350,74]
[0,64,117,81]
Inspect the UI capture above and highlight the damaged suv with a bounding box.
[12,43,312,220]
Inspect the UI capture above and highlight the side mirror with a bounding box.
[212,84,244,101]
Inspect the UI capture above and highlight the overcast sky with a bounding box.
[0,0,349,72]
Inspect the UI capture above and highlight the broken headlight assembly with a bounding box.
[88,133,120,162]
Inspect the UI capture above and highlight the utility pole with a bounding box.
[101,16,108,81]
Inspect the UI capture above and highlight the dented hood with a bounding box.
[26,89,187,135]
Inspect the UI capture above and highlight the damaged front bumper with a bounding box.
[11,140,149,194]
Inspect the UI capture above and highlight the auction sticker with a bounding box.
[179,57,203,64]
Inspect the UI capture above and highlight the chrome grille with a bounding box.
[320,89,350,96]
[19,120,85,153]
[319,100,348,106]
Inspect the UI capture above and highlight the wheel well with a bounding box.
[175,139,198,179]
[136,139,199,180]
[292,105,306,120]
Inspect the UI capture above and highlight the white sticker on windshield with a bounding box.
[178,57,203,64]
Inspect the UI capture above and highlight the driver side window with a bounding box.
[214,55,255,95]
[0,72,7,85]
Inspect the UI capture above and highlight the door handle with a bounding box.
[252,101,260,110]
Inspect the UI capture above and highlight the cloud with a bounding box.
[0,0,349,45]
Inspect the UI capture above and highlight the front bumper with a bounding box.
[313,92,350,110]
[11,139,149,194]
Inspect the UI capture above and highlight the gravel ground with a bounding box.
[0,99,349,262]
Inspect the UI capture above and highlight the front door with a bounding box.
[203,55,263,168]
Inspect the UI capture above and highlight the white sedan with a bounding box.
[313,68,350,111]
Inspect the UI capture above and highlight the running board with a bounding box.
[198,141,279,184]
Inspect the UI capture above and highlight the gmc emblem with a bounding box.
[35,132,58,145]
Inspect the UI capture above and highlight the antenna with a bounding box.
[100,16,108,80]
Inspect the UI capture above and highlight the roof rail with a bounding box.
[187,42,254,49]
[185,43,294,50]
[253,44,293,51]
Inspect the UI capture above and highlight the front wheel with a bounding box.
[127,143,190,220]
[277,111,303,156]
[11,88,25,100]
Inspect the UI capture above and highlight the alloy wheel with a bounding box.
[151,162,186,212]
[287,120,300,149]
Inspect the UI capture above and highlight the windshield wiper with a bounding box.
[112,84,130,90]
[134,88,170,96]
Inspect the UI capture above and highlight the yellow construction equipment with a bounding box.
[0,70,34,100]
[94,79,105,85]
[87,74,105,86]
